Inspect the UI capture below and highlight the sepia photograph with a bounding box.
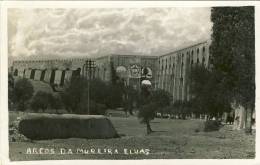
[1,2,256,162]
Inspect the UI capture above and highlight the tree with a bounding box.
[107,62,125,109]
[30,91,51,112]
[123,85,138,115]
[138,87,171,134]
[60,76,85,113]
[210,7,255,133]
[61,76,108,115]
[190,65,231,119]
[8,73,15,111]
[13,78,34,111]
[49,94,63,113]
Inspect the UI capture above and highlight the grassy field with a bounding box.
[9,112,255,160]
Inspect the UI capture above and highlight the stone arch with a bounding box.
[72,68,81,80]
[40,69,46,81]
[60,70,66,86]
[14,69,18,76]
[142,67,152,79]
[103,67,107,80]
[30,69,36,79]
[50,69,56,84]
[23,69,26,77]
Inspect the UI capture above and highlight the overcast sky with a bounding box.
[8,8,212,59]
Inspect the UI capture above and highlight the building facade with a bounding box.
[156,40,211,102]
[11,40,210,103]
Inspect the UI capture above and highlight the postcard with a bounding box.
[0,1,259,165]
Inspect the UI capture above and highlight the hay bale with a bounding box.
[18,113,119,140]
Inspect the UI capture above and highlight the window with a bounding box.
[203,46,205,53]
[197,48,199,54]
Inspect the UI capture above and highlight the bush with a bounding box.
[61,77,109,114]
[13,78,34,111]
[49,95,63,113]
[77,100,107,115]
[203,120,222,132]
[30,91,52,112]
[8,73,15,111]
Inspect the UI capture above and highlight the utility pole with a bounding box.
[85,59,96,115]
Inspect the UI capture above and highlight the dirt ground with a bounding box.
[9,112,255,160]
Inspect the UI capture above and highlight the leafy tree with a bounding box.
[138,102,157,134]
[13,78,34,111]
[8,73,15,111]
[60,76,85,113]
[107,62,125,109]
[138,87,171,134]
[110,62,119,85]
[61,76,108,115]
[30,91,52,112]
[210,7,255,133]
[190,65,231,119]
[123,85,139,115]
[49,94,63,113]
[106,83,124,108]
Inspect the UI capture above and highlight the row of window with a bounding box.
[158,46,207,67]
[159,54,208,75]
[14,58,87,64]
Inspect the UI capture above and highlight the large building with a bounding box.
[157,40,211,102]
[11,40,211,103]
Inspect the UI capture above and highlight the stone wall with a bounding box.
[12,55,158,89]
[11,41,210,103]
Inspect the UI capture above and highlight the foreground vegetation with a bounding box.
[9,112,255,160]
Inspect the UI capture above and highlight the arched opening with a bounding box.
[40,70,46,81]
[142,67,152,79]
[103,68,106,80]
[72,68,81,80]
[30,69,36,79]
[14,69,18,76]
[23,69,26,77]
[50,69,56,84]
[202,57,205,65]
[60,70,66,86]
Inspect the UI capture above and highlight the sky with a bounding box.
[8,8,212,60]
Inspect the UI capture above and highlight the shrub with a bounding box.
[13,78,34,111]
[203,120,222,132]
[8,73,15,111]
[49,95,63,113]
[30,91,52,112]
